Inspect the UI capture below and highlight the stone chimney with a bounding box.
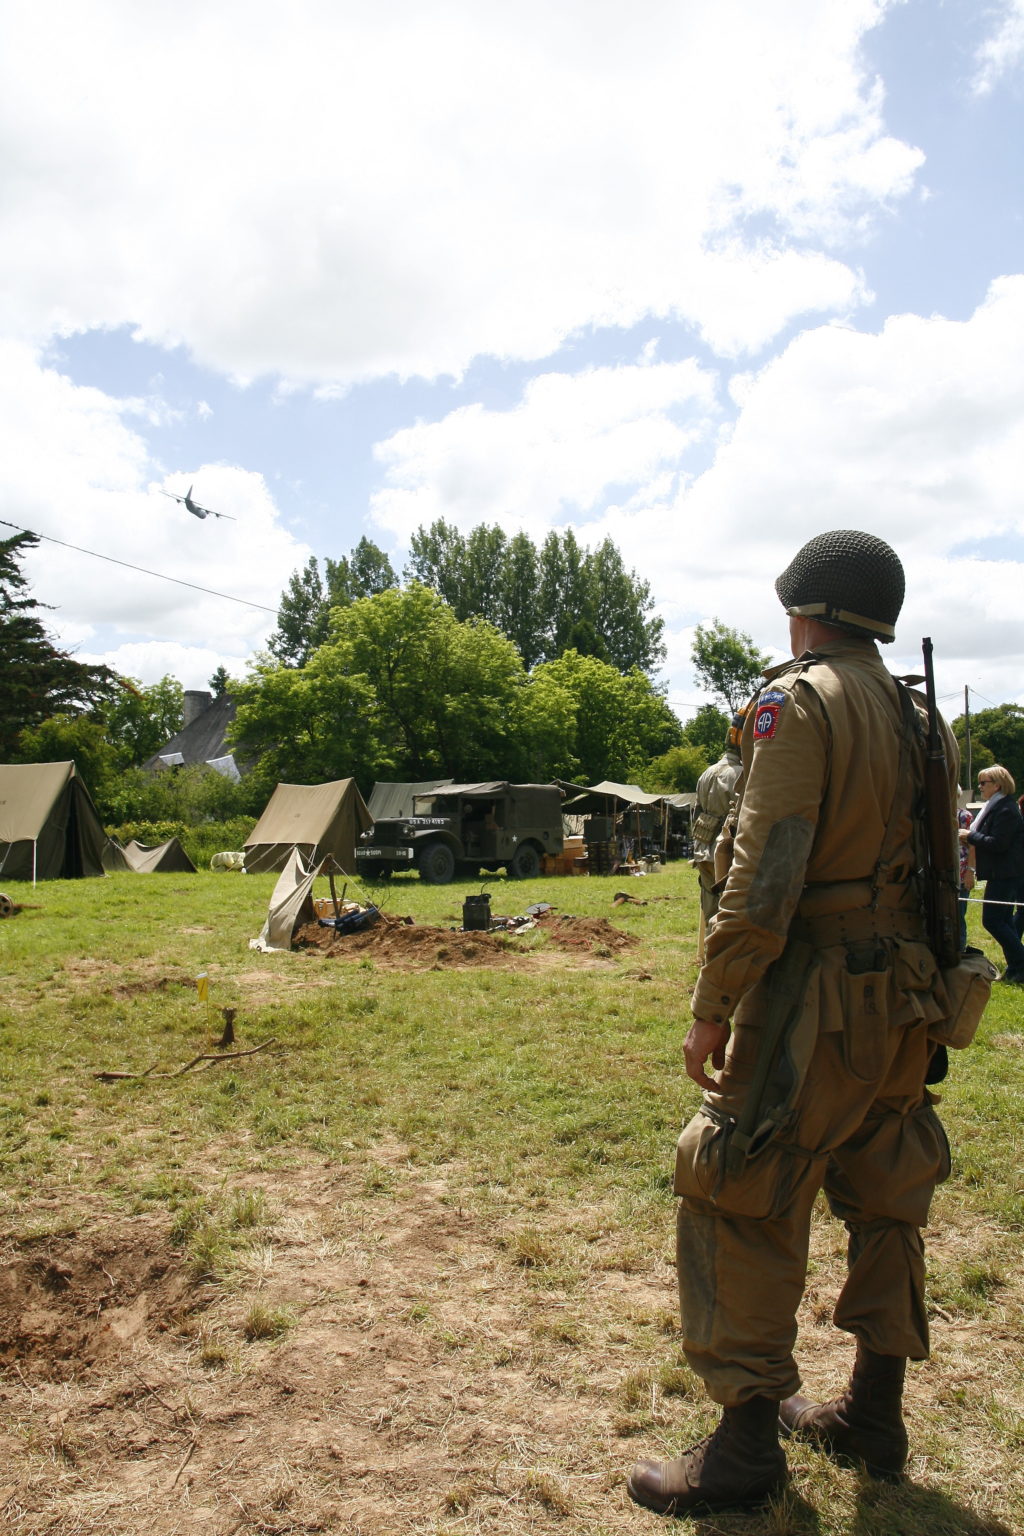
[183,690,213,729]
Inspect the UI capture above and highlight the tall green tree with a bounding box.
[498,532,544,666]
[531,650,682,784]
[15,715,119,809]
[952,703,1024,791]
[0,530,118,757]
[682,703,731,760]
[330,584,528,780]
[587,538,663,674]
[270,541,398,667]
[641,743,711,794]
[408,519,664,673]
[231,655,380,792]
[405,521,470,612]
[238,585,536,788]
[349,537,397,598]
[209,665,231,697]
[691,620,770,713]
[268,555,328,667]
[101,675,184,768]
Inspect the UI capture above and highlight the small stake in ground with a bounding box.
[218,1007,236,1048]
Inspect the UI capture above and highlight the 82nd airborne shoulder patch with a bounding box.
[752,689,786,743]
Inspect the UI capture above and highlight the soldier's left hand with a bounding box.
[684,1019,731,1091]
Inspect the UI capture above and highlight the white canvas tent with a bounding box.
[0,761,126,882]
[244,778,372,874]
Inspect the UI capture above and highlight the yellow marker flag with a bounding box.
[196,973,209,1003]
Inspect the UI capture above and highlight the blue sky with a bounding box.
[2,0,1023,725]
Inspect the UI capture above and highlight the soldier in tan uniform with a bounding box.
[690,713,745,954]
[629,530,956,1516]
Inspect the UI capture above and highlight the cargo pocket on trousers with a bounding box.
[673,1104,814,1220]
[919,1102,952,1188]
[840,964,892,1082]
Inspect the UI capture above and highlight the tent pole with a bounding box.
[33,840,37,887]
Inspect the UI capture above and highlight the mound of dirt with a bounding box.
[292,910,637,968]
[0,1222,204,1381]
[532,912,638,951]
[294,916,517,969]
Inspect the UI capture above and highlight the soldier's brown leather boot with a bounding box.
[778,1345,908,1478]
[627,1396,787,1516]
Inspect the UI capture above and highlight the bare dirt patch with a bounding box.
[0,1169,1019,1535]
[0,1221,205,1382]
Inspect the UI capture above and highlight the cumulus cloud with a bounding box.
[973,0,1024,95]
[0,342,310,680]
[370,358,718,543]
[0,0,917,382]
[368,278,1024,712]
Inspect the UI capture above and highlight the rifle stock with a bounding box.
[921,637,961,968]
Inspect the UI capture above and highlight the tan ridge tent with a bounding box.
[118,837,198,874]
[244,778,372,874]
[0,761,124,882]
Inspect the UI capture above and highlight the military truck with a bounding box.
[355,781,564,884]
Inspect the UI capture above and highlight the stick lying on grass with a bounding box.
[93,1038,277,1082]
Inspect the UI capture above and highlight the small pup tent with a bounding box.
[118,837,198,874]
[0,761,118,881]
[244,778,372,874]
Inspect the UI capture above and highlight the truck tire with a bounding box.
[418,840,456,885]
[508,842,541,879]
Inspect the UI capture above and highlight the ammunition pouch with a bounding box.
[691,808,725,848]
[931,947,997,1050]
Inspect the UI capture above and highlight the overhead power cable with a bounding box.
[0,518,278,616]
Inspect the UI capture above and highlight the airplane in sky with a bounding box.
[159,484,235,521]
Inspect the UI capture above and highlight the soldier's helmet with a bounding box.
[775,529,904,643]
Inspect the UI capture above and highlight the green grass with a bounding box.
[0,867,1022,1534]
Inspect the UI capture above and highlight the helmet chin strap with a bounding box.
[785,602,896,642]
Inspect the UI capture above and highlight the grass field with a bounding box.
[0,863,1021,1535]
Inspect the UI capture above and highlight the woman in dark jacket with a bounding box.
[961,765,1024,981]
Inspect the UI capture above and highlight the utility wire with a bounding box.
[0,518,278,616]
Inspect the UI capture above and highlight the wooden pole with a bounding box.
[964,684,972,793]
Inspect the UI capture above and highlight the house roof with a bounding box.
[143,694,238,773]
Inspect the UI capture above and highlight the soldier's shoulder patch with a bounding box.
[752,689,786,742]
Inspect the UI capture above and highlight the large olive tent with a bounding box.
[0,761,124,881]
[243,778,372,874]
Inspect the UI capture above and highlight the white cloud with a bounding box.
[370,358,718,544]
[72,640,239,695]
[973,1,1024,95]
[0,0,918,382]
[635,277,1024,708]
[0,341,309,682]
[367,278,1024,714]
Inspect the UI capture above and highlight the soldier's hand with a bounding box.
[684,1019,731,1092]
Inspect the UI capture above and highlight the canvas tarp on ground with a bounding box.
[0,761,119,881]
[250,848,317,952]
[367,780,453,820]
[244,778,372,874]
[118,837,198,874]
